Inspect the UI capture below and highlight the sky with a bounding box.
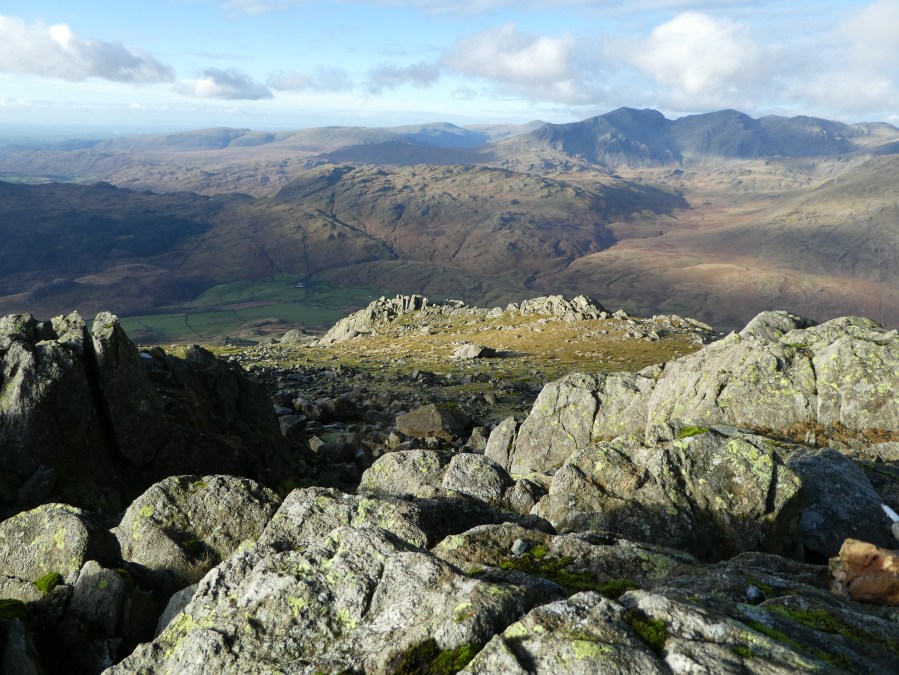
[0,0,897,133]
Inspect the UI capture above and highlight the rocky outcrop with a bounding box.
[516,294,607,321]
[3,307,899,674]
[318,294,429,344]
[0,311,287,516]
[508,313,899,475]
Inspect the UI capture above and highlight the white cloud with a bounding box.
[176,68,273,100]
[843,0,899,69]
[441,23,595,104]
[364,62,440,94]
[269,67,354,93]
[628,12,763,99]
[0,15,175,84]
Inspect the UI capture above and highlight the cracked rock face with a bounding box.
[0,312,287,517]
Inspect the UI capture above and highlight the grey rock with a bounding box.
[359,449,450,499]
[113,475,279,589]
[155,583,199,637]
[453,343,496,359]
[738,310,816,342]
[108,526,524,674]
[786,449,895,558]
[0,503,116,587]
[533,431,803,561]
[396,403,473,441]
[319,294,428,344]
[0,620,43,675]
[441,454,514,507]
[0,311,288,516]
[484,417,518,470]
[462,592,665,675]
[509,312,899,475]
[259,486,430,550]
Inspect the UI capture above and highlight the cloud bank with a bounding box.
[0,15,175,83]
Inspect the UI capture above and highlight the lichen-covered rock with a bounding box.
[395,403,473,441]
[484,416,517,470]
[441,454,513,507]
[461,592,666,675]
[107,526,525,674]
[359,449,450,498]
[518,294,607,321]
[113,475,279,589]
[0,503,117,587]
[509,313,899,475]
[258,486,430,550]
[533,430,803,561]
[318,294,428,344]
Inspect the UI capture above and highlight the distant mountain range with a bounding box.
[1,108,898,334]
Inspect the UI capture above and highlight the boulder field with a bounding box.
[1,305,898,674]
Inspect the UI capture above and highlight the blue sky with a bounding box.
[0,0,897,132]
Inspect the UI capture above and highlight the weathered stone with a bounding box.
[453,343,496,359]
[0,311,288,516]
[113,475,279,589]
[786,449,894,559]
[441,454,513,507]
[258,486,430,550]
[319,294,428,344]
[396,403,473,441]
[533,431,803,561]
[107,526,524,674]
[462,592,666,675]
[359,449,450,498]
[0,503,117,587]
[484,417,517,470]
[830,539,899,605]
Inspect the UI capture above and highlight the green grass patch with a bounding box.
[676,426,711,440]
[0,599,27,621]
[35,571,63,593]
[625,609,667,655]
[394,638,478,674]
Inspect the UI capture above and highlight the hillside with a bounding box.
[1,108,899,335]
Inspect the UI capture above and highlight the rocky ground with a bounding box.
[1,296,898,674]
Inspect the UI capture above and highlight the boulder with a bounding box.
[509,313,899,475]
[532,430,803,561]
[359,449,450,498]
[441,454,514,507]
[462,592,665,675]
[395,403,473,441]
[484,417,517,470]
[0,503,117,588]
[786,449,895,559]
[107,526,525,674]
[453,344,496,359]
[113,475,280,589]
[258,486,430,550]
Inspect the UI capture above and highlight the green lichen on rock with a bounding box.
[597,577,639,600]
[394,638,478,674]
[745,619,852,669]
[35,570,63,593]
[499,548,601,593]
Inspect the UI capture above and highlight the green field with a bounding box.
[117,276,384,343]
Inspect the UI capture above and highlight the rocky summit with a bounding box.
[1,297,899,674]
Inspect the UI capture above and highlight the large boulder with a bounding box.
[531,430,803,561]
[0,311,287,516]
[395,403,473,441]
[107,526,526,674]
[113,475,280,590]
[508,313,899,475]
